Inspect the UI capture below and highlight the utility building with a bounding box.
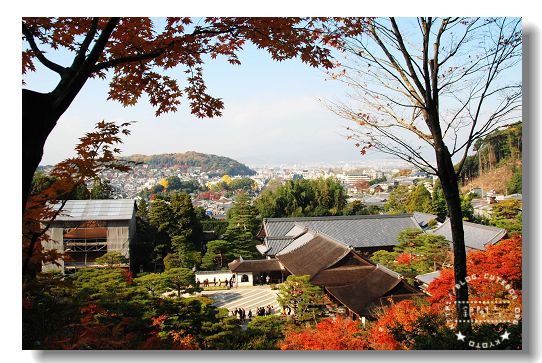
[42,199,137,273]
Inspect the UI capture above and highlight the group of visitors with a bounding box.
[196,276,235,289]
[256,305,274,316]
[232,307,250,322]
[231,305,275,321]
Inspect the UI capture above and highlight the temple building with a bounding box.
[230,213,507,319]
[256,213,507,257]
[229,227,423,320]
[256,214,427,258]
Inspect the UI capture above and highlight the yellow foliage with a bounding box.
[158,178,169,189]
[221,175,232,184]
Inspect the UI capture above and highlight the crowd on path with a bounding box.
[231,305,275,322]
[196,276,235,289]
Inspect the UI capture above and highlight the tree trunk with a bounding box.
[434,141,471,330]
[22,89,58,213]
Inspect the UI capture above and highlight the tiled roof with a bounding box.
[311,265,374,286]
[412,212,439,228]
[326,269,405,316]
[429,219,507,250]
[415,270,441,285]
[51,199,137,221]
[228,258,284,273]
[265,237,294,256]
[263,214,422,249]
[233,231,423,317]
[276,232,351,278]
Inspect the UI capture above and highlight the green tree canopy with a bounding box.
[370,228,451,283]
[243,315,286,350]
[343,200,382,216]
[133,273,166,296]
[95,251,129,268]
[277,275,325,325]
[164,238,201,270]
[384,185,411,213]
[255,177,346,218]
[162,267,198,298]
[489,199,522,235]
[147,192,203,269]
[224,192,261,259]
[507,167,522,194]
[89,178,113,199]
[201,240,234,271]
[406,184,433,214]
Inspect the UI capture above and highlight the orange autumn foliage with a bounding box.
[280,316,367,350]
[139,315,199,350]
[367,300,434,350]
[55,304,139,349]
[395,253,412,265]
[427,236,522,308]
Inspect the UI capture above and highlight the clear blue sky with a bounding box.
[23,17,522,168]
[25,33,368,167]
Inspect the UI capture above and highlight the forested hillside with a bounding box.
[125,151,255,176]
[458,122,522,194]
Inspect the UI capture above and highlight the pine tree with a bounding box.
[201,240,234,270]
[224,192,260,259]
[90,178,113,199]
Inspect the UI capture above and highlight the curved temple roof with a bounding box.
[263,214,422,250]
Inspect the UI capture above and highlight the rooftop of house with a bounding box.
[412,212,439,228]
[428,219,507,250]
[228,257,284,273]
[50,199,137,221]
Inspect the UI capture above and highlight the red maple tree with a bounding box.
[427,236,522,307]
[279,316,367,350]
[427,236,522,326]
[366,300,435,350]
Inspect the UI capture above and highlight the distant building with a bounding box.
[42,199,138,273]
[340,173,371,186]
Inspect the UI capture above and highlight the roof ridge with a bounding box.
[264,214,416,223]
[276,231,316,256]
[435,218,506,232]
[311,230,351,249]
[462,219,506,232]
[376,264,403,280]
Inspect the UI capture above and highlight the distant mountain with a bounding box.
[124,151,256,177]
